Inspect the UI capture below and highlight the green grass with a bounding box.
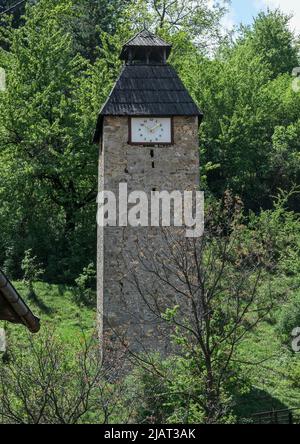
[234,272,300,419]
[236,319,300,419]
[2,279,300,422]
[1,281,96,345]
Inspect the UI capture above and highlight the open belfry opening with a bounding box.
[94,29,203,356]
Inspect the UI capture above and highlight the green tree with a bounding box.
[186,11,300,211]
[70,0,132,62]
[125,194,278,423]
[0,0,109,279]
[246,10,299,78]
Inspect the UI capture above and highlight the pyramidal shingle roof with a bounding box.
[93,64,203,143]
[120,29,172,60]
[103,64,202,116]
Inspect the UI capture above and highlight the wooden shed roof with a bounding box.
[93,64,203,143]
[0,270,40,333]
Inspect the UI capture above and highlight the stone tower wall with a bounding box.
[97,115,200,353]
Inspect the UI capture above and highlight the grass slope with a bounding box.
[1,281,96,345]
[1,280,300,422]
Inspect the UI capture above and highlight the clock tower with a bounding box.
[94,30,203,354]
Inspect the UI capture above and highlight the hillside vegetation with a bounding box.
[0,0,300,424]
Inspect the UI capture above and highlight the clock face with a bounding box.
[130,117,172,144]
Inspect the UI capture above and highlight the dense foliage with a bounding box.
[0,1,299,282]
[0,0,300,424]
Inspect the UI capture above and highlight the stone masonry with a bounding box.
[97,115,200,353]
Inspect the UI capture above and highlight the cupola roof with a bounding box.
[120,29,172,61]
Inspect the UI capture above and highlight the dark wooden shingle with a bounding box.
[93,64,202,143]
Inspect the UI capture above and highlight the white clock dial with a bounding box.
[131,117,172,144]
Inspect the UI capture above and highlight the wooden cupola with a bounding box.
[120,29,172,65]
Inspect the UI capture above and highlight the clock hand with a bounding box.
[148,123,161,132]
[144,125,155,133]
[143,123,161,133]
[154,123,161,131]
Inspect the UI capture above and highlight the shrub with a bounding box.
[21,249,44,298]
[0,328,127,424]
[277,291,300,345]
[74,263,96,307]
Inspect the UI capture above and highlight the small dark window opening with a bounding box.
[150,150,154,158]
[152,188,157,192]
[152,161,155,169]
[132,48,147,65]
[130,48,165,65]
[148,49,164,64]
